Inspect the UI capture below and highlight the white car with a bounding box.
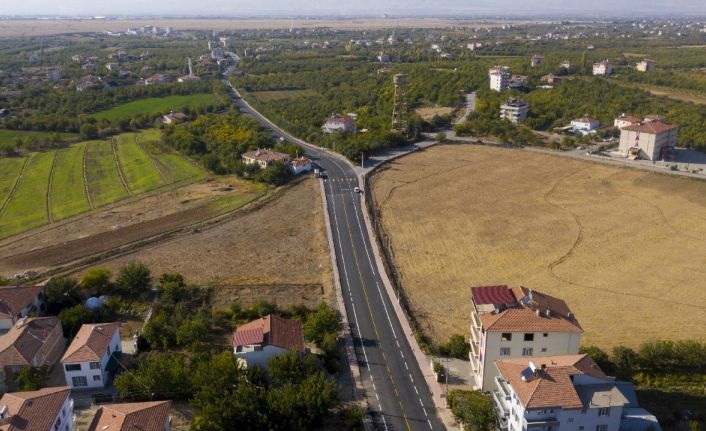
[354,186,361,193]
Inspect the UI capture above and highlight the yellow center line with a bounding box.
[337,185,412,431]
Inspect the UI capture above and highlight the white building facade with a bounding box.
[500,99,529,124]
[61,323,121,389]
[489,66,511,92]
[592,60,612,76]
[469,286,582,391]
[618,119,678,161]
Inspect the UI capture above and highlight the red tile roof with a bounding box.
[0,386,71,431]
[291,157,312,168]
[87,401,171,431]
[0,286,43,320]
[241,149,290,163]
[61,322,120,363]
[233,315,304,352]
[622,120,677,134]
[471,285,516,305]
[0,317,62,367]
[495,354,608,409]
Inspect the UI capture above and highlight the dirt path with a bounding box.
[45,151,58,224]
[0,157,28,217]
[82,143,95,210]
[111,137,132,195]
[136,135,169,183]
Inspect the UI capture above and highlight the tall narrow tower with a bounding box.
[187,57,194,77]
[391,73,408,132]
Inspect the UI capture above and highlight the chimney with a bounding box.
[541,363,547,371]
[545,309,551,318]
[567,312,574,319]
[535,309,540,317]
[0,405,9,419]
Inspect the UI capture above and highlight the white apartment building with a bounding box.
[570,117,600,133]
[531,55,544,67]
[489,66,511,92]
[614,114,641,130]
[618,118,678,161]
[469,285,582,391]
[0,386,75,431]
[592,60,612,76]
[636,59,656,72]
[500,99,530,124]
[61,323,121,389]
[493,354,661,431]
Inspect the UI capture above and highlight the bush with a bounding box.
[44,277,81,314]
[433,361,446,383]
[17,367,47,391]
[116,261,152,297]
[81,267,112,296]
[439,334,470,360]
[303,302,340,345]
[448,390,495,431]
[436,132,447,143]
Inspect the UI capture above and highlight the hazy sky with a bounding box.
[2,0,706,16]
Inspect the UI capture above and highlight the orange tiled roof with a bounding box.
[241,149,290,162]
[87,400,171,431]
[495,354,608,409]
[0,286,43,320]
[61,322,120,363]
[0,317,61,367]
[233,314,304,352]
[0,386,71,431]
[622,120,677,134]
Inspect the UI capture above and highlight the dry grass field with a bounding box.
[370,144,706,349]
[414,106,455,121]
[74,178,334,306]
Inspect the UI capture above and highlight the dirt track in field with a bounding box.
[371,144,706,349]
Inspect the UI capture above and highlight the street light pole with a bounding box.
[361,151,364,169]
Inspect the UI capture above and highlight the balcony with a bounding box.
[470,338,480,358]
[495,376,511,399]
[492,389,511,414]
[524,418,560,430]
[471,311,482,329]
[471,324,481,343]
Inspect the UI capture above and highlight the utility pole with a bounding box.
[361,152,364,169]
[444,357,450,407]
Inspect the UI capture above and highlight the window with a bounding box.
[72,376,88,387]
[598,407,610,417]
[581,409,587,414]
[543,333,548,337]
[522,347,533,356]
[89,362,100,369]
[568,418,574,424]
[596,425,608,431]
[62,408,66,418]
[500,347,511,356]
[541,347,548,353]
[93,375,102,381]
[524,333,534,341]
[501,333,512,341]
[579,427,584,431]
[64,364,81,372]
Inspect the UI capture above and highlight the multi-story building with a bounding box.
[492,354,661,431]
[61,323,121,389]
[531,55,544,67]
[500,99,530,124]
[614,114,642,130]
[618,117,678,161]
[322,114,356,133]
[469,285,582,391]
[592,60,612,76]
[636,59,656,72]
[0,386,75,431]
[489,66,511,92]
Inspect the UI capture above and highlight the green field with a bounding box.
[114,134,165,194]
[91,93,219,121]
[0,129,78,145]
[0,130,206,239]
[49,143,90,221]
[0,152,54,237]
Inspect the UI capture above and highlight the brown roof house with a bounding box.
[618,117,678,161]
[493,355,661,431]
[0,386,74,431]
[0,317,64,393]
[233,315,305,368]
[241,149,291,169]
[61,323,121,389]
[0,286,45,334]
[469,285,582,391]
[88,400,172,431]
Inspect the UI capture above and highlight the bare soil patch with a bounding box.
[414,106,454,121]
[73,178,333,303]
[0,178,265,275]
[370,144,706,349]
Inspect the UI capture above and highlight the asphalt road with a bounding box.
[224,80,444,431]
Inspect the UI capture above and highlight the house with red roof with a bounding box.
[469,285,582,391]
[618,116,678,161]
[241,149,291,169]
[0,386,74,431]
[87,400,172,431]
[0,286,45,334]
[233,315,305,368]
[493,354,660,431]
[61,323,121,389]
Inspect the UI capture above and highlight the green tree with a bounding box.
[116,261,152,297]
[448,390,495,431]
[44,276,81,314]
[266,373,338,431]
[58,304,92,338]
[114,352,192,401]
[440,334,470,360]
[81,267,112,296]
[268,352,323,386]
[176,317,210,349]
[303,302,340,345]
[17,367,47,391]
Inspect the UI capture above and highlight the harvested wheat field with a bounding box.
[370,144,706,349]
[75,178,333,305]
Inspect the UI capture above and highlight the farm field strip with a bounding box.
[0,152,54,238]
[84,139,130,208]
[0,157,26,214]
[0,129,78,144]
[140,140,205,183]
[50,144,91,221]
[114,134,165,194]
[91,93,219,121]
